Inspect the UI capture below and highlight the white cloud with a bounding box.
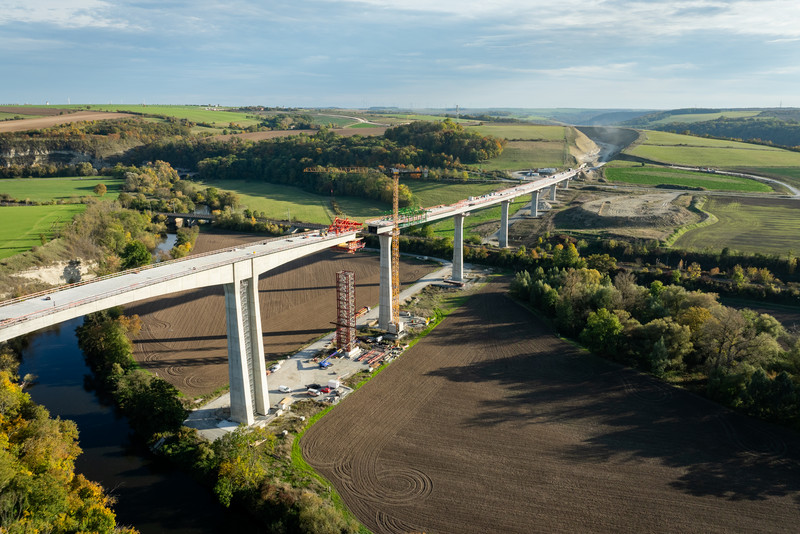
[0,0,129,29]
[330,0,800,39]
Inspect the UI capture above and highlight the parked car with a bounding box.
[269,363,281,373]
[307,388,320,397]
[278,385,291,393]
[306,383,321,390]
[320,386,331,394]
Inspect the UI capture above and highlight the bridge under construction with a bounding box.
[0,168,579,425]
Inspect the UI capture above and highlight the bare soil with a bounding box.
[0,111,134,133]
[511,190,697,244]
[0,106,70,116]
[126,230,437,398]
[301,278,800,533]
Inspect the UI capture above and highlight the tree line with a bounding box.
[122,123,504,207]
[509,244,800,429]
[658,117,800,150]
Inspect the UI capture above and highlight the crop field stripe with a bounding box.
[623,130,800,168]
[673,196,800,254]
[604,166,772,192]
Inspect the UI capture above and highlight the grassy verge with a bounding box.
[604,165,773,193]
[662,196,718,247]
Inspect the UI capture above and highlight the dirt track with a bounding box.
[302,278,800,533]
[0,111,133,133]
[127,231,436,397]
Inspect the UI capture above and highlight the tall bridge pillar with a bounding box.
[564,177,570,189]
[378,234,393,331]
[550,184,557,201]
[223,260,269,425]
[499,200,510,248]
[531,190,540,217]
[453,213,465,282]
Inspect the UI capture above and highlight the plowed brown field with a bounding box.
[0,111,133,133]
[127,231,436,397]
[301,278,800,533]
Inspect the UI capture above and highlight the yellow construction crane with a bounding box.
[390,168,401,328]
[304,165,426,331]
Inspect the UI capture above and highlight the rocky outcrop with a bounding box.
[0,147,101,167]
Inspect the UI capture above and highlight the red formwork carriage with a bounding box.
[327,217,365,254]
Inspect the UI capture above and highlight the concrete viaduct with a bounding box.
[366,167,580,331]
[0,167,578,425]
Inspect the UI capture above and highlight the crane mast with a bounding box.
[391,168,401,330]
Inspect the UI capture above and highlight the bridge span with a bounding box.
[367,167,580,330]
[0,230,358,425]
[0,167,579,425]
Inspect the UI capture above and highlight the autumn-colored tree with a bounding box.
[93,183,107,196]
[0,372,131,533]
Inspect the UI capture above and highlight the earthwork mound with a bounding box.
[553,192,696,239]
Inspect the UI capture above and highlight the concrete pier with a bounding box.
[550,184,557,201]
[499,200,510,248]
[453,213,465,282]
[223,261,269,425]
[378,234,393,331]
[531,190,540,217]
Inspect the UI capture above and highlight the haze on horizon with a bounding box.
[2,0,800,110]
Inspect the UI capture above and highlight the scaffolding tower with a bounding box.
[335,270,356,352]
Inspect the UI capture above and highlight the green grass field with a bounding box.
[0,177,123,202]
[625,130,800,168]
[428,196,529,238]
[649,111,761,125]
[0,205,86,259]
[473,140,569,171]
[741,167,800,190]
[345,122,383,129]
[376,113,474,124]
[674,197,800,255]
[604,165,773,192]
[73,105,260,127]
[311,114,360,128]
[193,179,508,224]
[467,123,567,141]
[406,181,505,207]
[0,112,41,120]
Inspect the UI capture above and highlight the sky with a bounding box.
[3,0,800,109]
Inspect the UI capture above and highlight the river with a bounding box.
[19,319,264,534]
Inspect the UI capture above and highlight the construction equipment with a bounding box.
[327,217,363,253]
[390,168,401,329]
[305,165,428,332]
[334,271,356,352]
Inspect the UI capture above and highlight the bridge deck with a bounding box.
[365,168,579,233]
[0,230,357,342]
